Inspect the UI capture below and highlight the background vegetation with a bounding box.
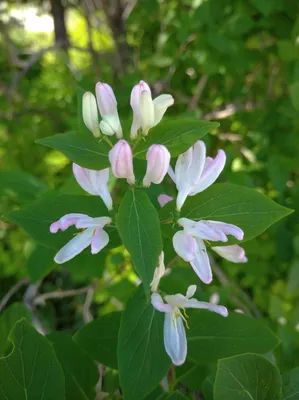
[1,0,299,397]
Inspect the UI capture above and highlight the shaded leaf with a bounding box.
[282,367,299,400]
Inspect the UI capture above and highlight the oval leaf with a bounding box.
[134,119,219,158]
[48,332,98,400]
[116,189,163,296]
[187,311,279,363]
[118,286,170,400]
[182,183,293,243]
[282,367,299,400]
[214,353,282,400]
[0,319,65,400]
[36,131,111,170]
[73,312,121,369]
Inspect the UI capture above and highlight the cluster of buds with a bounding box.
[83,80,174,140]
[50,80,248,366]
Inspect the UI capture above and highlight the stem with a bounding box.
[0,277,29,312]
[102,136,113,148]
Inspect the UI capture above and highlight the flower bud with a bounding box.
[82,92,100,137]
[143,144,170,187]
[153,94,174,125]
[100,114,121,137]
[140,90,155,136]
[130,80,151,139]
[109,140,135,184]
[211,245,248,263]
[96,82,123,138]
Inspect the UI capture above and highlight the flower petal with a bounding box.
[54,228,93,264]
[190,238,212,284]
[50,213,89,233]
[151,293,173,312]
[164,312,187,366]
[130,81,151,139]
[191,149,226,195]
[75,216,111,229]
[212,245,248,263]
[184,299,228,317]
[178,218,225,242]
[168,166,176,183]
[153,94,174,125]
[173,231,195,262]
[150,252,166,292]
[205,221,244,241]
[91,227,109,254]
[158,194,173,207]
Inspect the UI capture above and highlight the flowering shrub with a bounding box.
[2,81,293,399]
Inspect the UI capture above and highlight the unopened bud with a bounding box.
[100,114,121,137]
[109,140,135,184]
[130,80,151,139]
[143,145,170,187]
[140,90,155,136]
[82,92,100,137]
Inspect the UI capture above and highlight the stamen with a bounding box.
[73,229,86,236]
[183,308,189,318]
[204,239,211,246]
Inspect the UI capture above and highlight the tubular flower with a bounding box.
[150,252,166,293]
[108,140,135,184]
[96,82,123,138]
[130,80,174,138]
[82,92,100,138]
[168,140,226,211]
[151,285,228,365]
[143,145,171,187]
[50,214,111,264]
[173,217,244,284]
[72,163,113,210]
[211,245,248,263]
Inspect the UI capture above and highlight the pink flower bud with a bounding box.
[109,140,135,184]
[143,145,170,187]
[130,80,151,139]
[95,82,118,117]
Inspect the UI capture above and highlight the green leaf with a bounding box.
[166,392,189,400]
[118,286,170,400]
[214,353,282,400]
[202,374,215,400]
[182,183,293,243]
[187,311,279,363]
[48,332,98,400]
[27,245,57,282]
[116,189,163,296]
[133,119,219,159]
[0,170,47,203]
[0,303,31,356]
[74,312,121,369]
[36,131,111,170]
[287,260,299,295]
[282,367,299,400]
[175,360,208,390]
[0,319,65,400]
[6,193,116,249]
[289,82,299,112]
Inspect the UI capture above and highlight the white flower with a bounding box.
[72,163,113,210]
[50,214,111,264]
[211,245,248,263]
[151,285,228,365]
[173,218,244,284]
[168,140,226,211]
[82,92,100,138]
[150,252,166,292]
[130,80,174,138]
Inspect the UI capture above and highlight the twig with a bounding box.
[34,285,91,305]
[0,277,30,312]
[23,281,48,334]
[203,101,264,120]
[188,74,209,111]
[166,256,179,269]
[82,287,94,323]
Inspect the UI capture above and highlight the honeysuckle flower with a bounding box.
[158,194,173,207]
[150,252,165,292]
[173,217,244,284]
[50,214,111,264]
[168,140,226,211]
[109,140,135,184]
[151,285,228,365]
[82,92,100,138]
[96,82,123,139]
[72,163,113,211]
[143,145,171,187]
[211,245,248,263]
[130,80,174,138]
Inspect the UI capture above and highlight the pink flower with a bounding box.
[108,140,135,184]
[143,145,170,187]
